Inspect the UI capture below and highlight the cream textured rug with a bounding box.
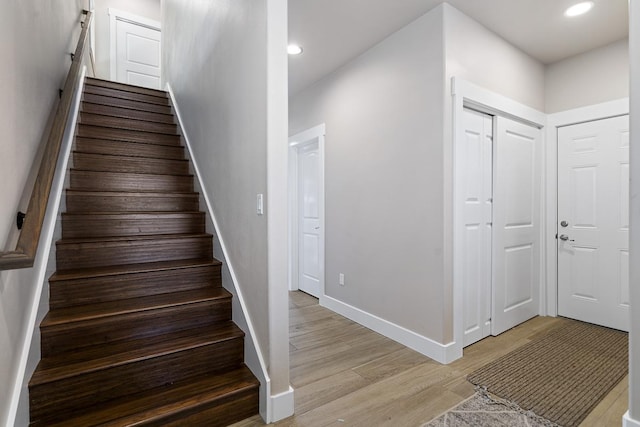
[466,319,628,427]
[423,391,556,427]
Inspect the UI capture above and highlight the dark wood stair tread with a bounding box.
[61,211,203,220]
[72,152,190,174]
[82,101,175,124]
[79,112,178,135]
[30,322,244,386]
[86,77,169,98]
[47,366,258,427]
[77,125,182,146]
[50,257,218,283]
[42,288,231,327]
[57,232,211,245]
[84,84,170,106]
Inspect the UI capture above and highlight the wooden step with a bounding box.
[73,152,190,175]
[77,124,182,145]
[40,288,232,356]
[56,234,213,270]
[75,137,185,160]
[84,84,170,106]
[41,367,259,427]
[83,92,172,115]
[79,112,178,135]
[62,211,204,238]
[29,323,245,425]
[49,260,222,309]
[70,170,194,192]
[86,77,169,99]
[65,190,200,213]
[82,101,175,124]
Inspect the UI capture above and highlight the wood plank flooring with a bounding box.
[231,291,628,427]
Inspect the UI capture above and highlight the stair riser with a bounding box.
[85,79,169,98]
[70,170,194,192]
[152,388,259,427]
[56,237,212,270]
[41,300,232,357]
[75,137,185,160]
[82,102,175,124]
[73,152,190,175]
[83,93,172,114]
[62,214,205,238]
[84,85,170,106]
[29,339,244,425]
[79,112,178,135]
[65,193,199,213]
[77,125,182,146]
[50,265,221,309]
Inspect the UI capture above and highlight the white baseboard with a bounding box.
[624,411,640,427]
[321,295,458,364]
[267,386,294,423]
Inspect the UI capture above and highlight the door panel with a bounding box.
[116,20,161,89]
[298,142,321,297]
[459,109,493,347]
[557,115,629,331]
[492,117,541,336]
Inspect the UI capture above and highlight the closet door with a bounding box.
[492,116,541,336]
[459,109,493,347]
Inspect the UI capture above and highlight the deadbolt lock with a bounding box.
[560,220,569,227]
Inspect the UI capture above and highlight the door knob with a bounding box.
[559,234,569,241]
[560,220,569,227]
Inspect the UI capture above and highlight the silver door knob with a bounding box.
[560,221,569,227]
[559,234,569,241]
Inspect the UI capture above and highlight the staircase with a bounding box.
[28,78,259,426]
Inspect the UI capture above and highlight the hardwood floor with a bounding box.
[231,291,628,427]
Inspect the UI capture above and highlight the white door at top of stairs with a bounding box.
[112,11,161,90]
[557,115,630,332]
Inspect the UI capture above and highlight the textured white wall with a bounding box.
[93,0,161,79]
[0,1,86,425]
[545,39,629,113]
[290,6,448,343]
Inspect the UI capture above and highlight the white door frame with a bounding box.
[288,124,326,298]
[452,77,546,360]
[544,98,629,317]
[108,8,161,82]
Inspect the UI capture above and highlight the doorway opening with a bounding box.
[289,124,326,299]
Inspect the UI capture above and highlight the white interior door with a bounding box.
[492,116,541,336]
[459,109,493,347]
[298,141,322,298]
[557,115,630,332]
[115,19,161,89]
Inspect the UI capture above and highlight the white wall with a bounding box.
[162,0,291,420]
[0,1,86,425]
[290,6,448,343]
[627,1,640,425]
[93,0,160,79]
[545,39,629,113]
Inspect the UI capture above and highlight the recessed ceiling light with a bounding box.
[288,44,303,55]
[564,1,594,17]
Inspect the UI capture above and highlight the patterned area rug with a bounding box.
[423,391,556,427]
[467,319,628,427]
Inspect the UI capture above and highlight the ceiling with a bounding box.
[288,0,629,95]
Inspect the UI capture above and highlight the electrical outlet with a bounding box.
[339,273,345,286]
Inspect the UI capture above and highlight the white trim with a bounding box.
[544,98,629,317]
[288,124,326,295]
[166,84,272,422]
[451,77,546,361]
[108,8,161,81]
[5,67,87,427]
[267,386,295,423]
[322,295,459,364]
[624,411,640,427]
